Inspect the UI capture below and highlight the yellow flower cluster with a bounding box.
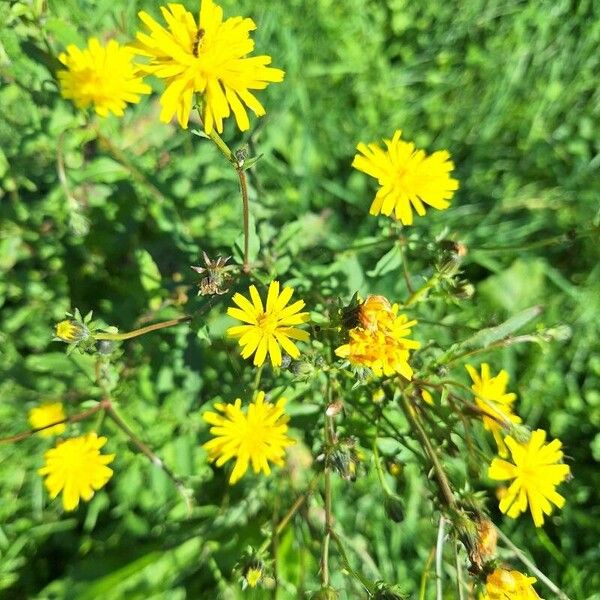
[466,363,570,528]
[335,295,420,379]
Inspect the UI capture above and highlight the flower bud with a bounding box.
[384,494,405,523]
[54,319,88,343]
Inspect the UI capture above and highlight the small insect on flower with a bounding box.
[481,568,541,600]
[202,391,295,484]
[133,0,285,132]
[352,130,459,225]
[28,402,66,437]
[227,281,310,367]
[488,429,571,527]
[38,433,115,511]
[57,38,150,117]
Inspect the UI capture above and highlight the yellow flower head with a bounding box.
[54,319,88,343]
[481,568,541,600]
[133,0,285,132]
[488,429,570,527]
[227,281,310,367]
[28,402,66,437]
[357,295,393,331]
[203,391,295,484]
[38,433,115,511]
[245,566,262,588]
[57,38,151,117]
[336,303,419,380]
[352,130,459,225]
[466,363,521,458]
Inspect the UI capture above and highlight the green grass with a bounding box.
[1,0,599,598]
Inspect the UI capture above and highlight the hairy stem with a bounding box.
[105,404,193,512]
[95,316,192,341]
[436,515,446,600]
[400,393,456,509]
[0,401,107,445]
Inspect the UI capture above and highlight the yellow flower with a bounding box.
[38,433,115,511]
[357,295,393,331]
[133,0,284,132]
[336,304,419,379]
[203,391,295,484]
[481,568,541,600]
[488,429,570,527]
[57,38,150,117]
[28,402,66,437]
[466,363,521,457]
[421,389,434,405]
[352,130,459,225]
[245,566,262,588]
[54,319,87,343]
[227,281,310,367]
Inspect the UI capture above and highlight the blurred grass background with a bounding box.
[1,0,599,598]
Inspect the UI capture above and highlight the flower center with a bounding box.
[257,312,279,334]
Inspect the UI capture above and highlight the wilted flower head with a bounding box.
[57,38,150,117]
[191,251,235,295]
[133,0,284,131]
[352,130,459,225]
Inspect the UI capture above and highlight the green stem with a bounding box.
[0,401,106,445]
[321,415,333,587]
[400,393,456,509]
[330,529,376,594]
[105,404,192,511]
[372,436,393,496]
[496,528,573,600]
[257,473,321,555]
[402,272,441,308]
[196,108,251,272]
[95,316,192,341]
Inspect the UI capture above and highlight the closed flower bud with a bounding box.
[469,518,498,573]
[373,582,407,599]
[311,586,339,600]
[54,319,88,343]
[384,494,405,523]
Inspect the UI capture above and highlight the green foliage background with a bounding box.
[1,0,599,598]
